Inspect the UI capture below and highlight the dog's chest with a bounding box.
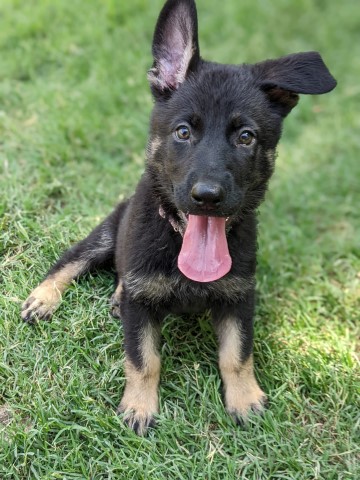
[123,269,254,309]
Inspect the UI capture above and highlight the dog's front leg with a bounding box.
[117,298,161,436]
[212,300,267,425]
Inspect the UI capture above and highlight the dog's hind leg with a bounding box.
[21,201,128,323]
[110,280,123,319]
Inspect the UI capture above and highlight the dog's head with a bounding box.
[146,0,336,282]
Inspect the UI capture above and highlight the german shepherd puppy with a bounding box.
[22,0,336,435]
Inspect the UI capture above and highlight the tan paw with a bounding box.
[117,357,159,436]
[117,401,157,436]
[225,383,267,426]
[110,281,123,319]
[21,281,62,323]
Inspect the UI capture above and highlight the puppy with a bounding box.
[22,0,336,435]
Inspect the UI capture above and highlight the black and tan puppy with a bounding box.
[22,0,336,435]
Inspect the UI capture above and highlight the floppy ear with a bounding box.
[254,51,337,116]
[148,0,200,99]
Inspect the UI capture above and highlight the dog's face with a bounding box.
[150,64,284,218]
[146,0,336,282]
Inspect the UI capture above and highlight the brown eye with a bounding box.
[237,130,255,146]
[175,125,191,141]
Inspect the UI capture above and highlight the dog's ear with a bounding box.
[148,0,200,99]
[255,52,337,116]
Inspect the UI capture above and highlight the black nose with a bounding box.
[191,182,225,207]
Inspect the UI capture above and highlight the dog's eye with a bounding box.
[175,125,191,141]
[237,130,255,147]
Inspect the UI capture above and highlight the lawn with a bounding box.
[0,0,359,478]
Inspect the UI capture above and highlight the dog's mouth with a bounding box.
[159,207,232,282]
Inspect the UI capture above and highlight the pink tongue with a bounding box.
[178,215,232,282]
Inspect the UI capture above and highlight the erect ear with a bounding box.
[147,0,200,99]
[254,51,337,116]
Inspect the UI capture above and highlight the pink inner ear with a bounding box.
[158,51,184,90]
[151,12,194,91]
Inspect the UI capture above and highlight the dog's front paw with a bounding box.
[21,282,62,323]
[117,405,157,436]
[117,402,157,436]
[117,363,159,436]
[225,383,267,426]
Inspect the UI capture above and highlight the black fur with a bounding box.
[22,0,336,434]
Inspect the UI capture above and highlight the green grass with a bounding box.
[1,0,359,478]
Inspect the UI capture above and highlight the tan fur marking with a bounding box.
[118,325,161,436]
[21,260,86,320]
[218,318,266,419]
[266,148,276,166]
[125,271,254,304]
[113,280,123,304]
[110,280,123,318]
[148,136,162,158]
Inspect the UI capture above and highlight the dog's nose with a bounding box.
[191,182,225,207]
